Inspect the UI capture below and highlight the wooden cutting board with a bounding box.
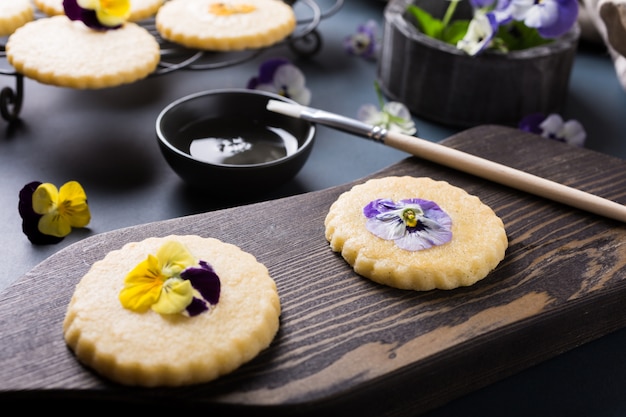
[1,125,626,415]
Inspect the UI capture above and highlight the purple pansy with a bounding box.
[519,112,586,146]
[181,260,221,317]
[247,58,311,105]
[364,198,453,251]
[500,0,578,38]
[344,20,381,60]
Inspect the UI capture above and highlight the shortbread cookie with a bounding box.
[34,0,165,22]
[6,15,160,89]
[0,0,34,37]
[156,0,297,51]
[324,177,508,291]
[63,235,281,387]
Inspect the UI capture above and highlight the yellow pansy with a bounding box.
[119,241,207,316]
[77,0,130,27]
[32,181,91,238]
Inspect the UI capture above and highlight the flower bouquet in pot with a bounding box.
[377,0,581,128]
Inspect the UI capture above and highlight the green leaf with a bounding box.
[497,21,552,51]
[442,20,470,44]
[406,4,445,39]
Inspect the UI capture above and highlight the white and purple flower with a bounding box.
[247,58,311,106]
[344,20,381,60]
[363,198,453,251]
[457,9,499,55]
[519,112,586,146]
[502,0,579,38]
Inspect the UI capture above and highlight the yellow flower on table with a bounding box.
[32,181,91,238]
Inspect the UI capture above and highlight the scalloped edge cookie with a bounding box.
[63,235,281,387]
[33,0,165,22]
[6,15,161,89]
[155,0,297,51]
[324,176,508,291]
[0,0,34,37]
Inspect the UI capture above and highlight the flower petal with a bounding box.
[32,183,58,215]
[181,260,221,305]
[186,297,209,317]
[363,198,452,251]
[58,181,91,227]
[156,241,196,278]
[38,213,72,237]
[18,182,64,245]
[119,255,164,312]
[152,278,194,315]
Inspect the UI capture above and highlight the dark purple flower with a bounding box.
[181,260,221,316]
[518,112,547,135]
[18,181,63,245]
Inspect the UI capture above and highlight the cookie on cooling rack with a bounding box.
[155,0,297,51]
[33,0,165,22]
[6,15,160,89]
[63,235,281,387]
[324,176,508,291]
[0,0,34,37]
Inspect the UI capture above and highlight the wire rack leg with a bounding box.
[0,72,23,123]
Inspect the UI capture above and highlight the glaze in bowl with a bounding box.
[156,89,316,194]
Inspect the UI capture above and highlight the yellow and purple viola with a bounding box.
[119,241,221,317]
[63,0,130,30]
[18,180,91,245]
[363,198,452,251]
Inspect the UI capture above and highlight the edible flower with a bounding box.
[456,8,499,55]
[357,82,417,135]
[63,0,130,30]
[364,198,452,251]
[407,0,579,56]
[519,112,586,147]
[344,20,381,60]
[247,58,311,106]
[18,180,91,245]
[119,241,221,316]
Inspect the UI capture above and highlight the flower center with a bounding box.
[402,208,419,228]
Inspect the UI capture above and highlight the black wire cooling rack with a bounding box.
[0,0,343,122]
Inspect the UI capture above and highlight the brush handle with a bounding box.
[384,131,626,223]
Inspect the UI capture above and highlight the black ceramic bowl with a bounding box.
[156,89,316,193]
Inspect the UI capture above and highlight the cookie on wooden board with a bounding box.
[63,235,281,386]
[324,176,508,291]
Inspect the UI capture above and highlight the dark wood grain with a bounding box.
[1,125,625,416]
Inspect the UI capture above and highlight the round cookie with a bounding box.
[63,235,281,387]
[34,0,165,22]
[6,15,161,89]
[156,0,297,51]
[324,176,508,291]
[0,0,34,37]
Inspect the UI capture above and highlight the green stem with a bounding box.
[441,0,459,29]
[374,81,385,109]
